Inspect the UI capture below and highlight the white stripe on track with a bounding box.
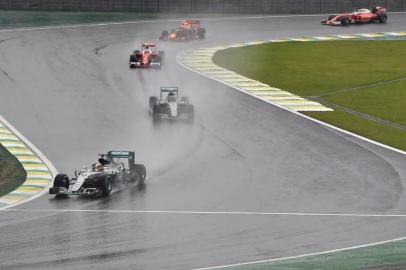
[188,236,406,270]
[2,208,406,217]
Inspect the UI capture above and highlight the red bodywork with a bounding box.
[322,7,387,26]
[129,43,162,69]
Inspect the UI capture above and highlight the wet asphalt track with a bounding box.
[0,14,406,270]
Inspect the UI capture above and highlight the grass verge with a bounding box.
[0,10,159,28]
[225,239,406,270]
[0,143,26,197]
[213,40,406,151]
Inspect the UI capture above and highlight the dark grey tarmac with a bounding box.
[0,14,406,270]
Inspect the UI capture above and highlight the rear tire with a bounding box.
[161,30,168,40]
[341,17,350,26]
[99,176,113,197]
[378,14,387,23]
[134,164,146,187]
[53,174,69,189]
[197,28,206,39]
[149,96,158,107]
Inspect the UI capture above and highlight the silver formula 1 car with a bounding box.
[49,151,146,197]
[149,87,194,124]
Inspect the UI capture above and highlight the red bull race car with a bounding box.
[321,7,387,26]
[160,20,206,41]
[129,43,164,69]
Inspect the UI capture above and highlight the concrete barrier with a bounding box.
[0,0,404,13]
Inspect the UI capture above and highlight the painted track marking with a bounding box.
[188,236,406,270]
[3,208,406,217]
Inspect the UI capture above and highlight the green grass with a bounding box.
[213,40,406,151]
[213,40,406,96]
[226,239,406,270]
[0,10,159,28]
[323,80,406,127]
[0,143,26,197]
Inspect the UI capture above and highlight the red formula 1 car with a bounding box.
[160,20,206,41]
[322,7,387,26]
[129,43,164,69]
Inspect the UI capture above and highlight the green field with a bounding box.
[0,143,26,198]
[0,10,158,28]
[224,239,406,270]
[213,40,406,151]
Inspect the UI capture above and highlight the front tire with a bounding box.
[378,14,387,23]
[53,174,69,189]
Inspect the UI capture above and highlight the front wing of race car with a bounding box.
[321,20,343,25]
[49,186,103,196]
[129,61,161,69]
[158,113,192,120]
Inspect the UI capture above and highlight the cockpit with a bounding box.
[353,8,371,14]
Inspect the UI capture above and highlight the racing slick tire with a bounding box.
[341,17,350,26]
[134,164,146,187]
[98,175,113,197]
[197,28,206,39]
[161,30,168,40]
[53,174,70,189]
[378,14,387,23]
[149,96,158,108]
[152,105,161,124]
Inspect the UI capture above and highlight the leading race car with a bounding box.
[49,151,146,197]
[321,6,387,26]
[129,43,164,69]
[160,20,206,41]
[149,87,194,124]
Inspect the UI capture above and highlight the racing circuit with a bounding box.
[0,13,406,270]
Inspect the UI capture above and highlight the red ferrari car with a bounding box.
[322,7,387,26]
[129,43,164,69]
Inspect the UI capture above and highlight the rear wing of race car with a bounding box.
[160,87,178,99]
[104,150,138,171]
[107,151,134,159]
[182,20,201,29]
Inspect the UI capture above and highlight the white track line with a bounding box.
[189,236,406,270]
[2,209,406,217]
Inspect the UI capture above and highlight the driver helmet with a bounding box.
[167,92,176,102]
[95,163,104,172]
